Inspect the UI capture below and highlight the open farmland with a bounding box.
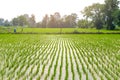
[0,27,120,34]
[0,34,120,80]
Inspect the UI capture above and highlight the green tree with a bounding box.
[4,20,11,26]
[77,19,91,28]
[12,15,27,26]
[18,15,27,26]
[54,12,61,28]
[112,9,120,26]
[47,12,61,28]
[0,18,4,26]
[104,0,120,30]
[29,14,36,27]
[70,13,78,27]
[42,14,49,28]
[12,18,19,26]
[48,15,56,28]
[81,3,104,29]
[63,13,77,28]
[36,22,42,28]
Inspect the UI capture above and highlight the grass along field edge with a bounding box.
[0,27,120,34]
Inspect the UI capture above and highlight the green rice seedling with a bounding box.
[68,45,76,80]
[86,72,89,80]
[105,74,111,80]
[71,42,82,79]
[92,73,97,80]
[40,65,45,77]
[45,52,55,77]
[65,49,69,80]
[36,75,40,80]
[41,41,54,65]
[22,76,27,80]
[19,64,25,72]
[0,34,120,80]
[30,76,33,80]
[52,50,60,78]
[72,48,82,79]
[100,75,104,80]
[59,45,64,80]
[42,44,57,80]
[36,64,40,75]
[82,63,86,74]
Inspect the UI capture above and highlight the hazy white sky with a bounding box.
[0,0,104,22]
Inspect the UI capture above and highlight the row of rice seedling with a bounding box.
[0,34,120,80]
[67,40,76,80]
[43,44,58,79]
[40,36,61,80]
[72,34,120,80]
[58,39,64,80]
[0,34,46,79]
[69,41,83,80]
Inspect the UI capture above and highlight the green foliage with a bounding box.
[104,0,120,30]
[0,18,4,26]
[12,15,28,26]
[42,14,49,28]
[77,19,91,28]
[28,14,36,27]
[81,0,120,30]
[112,9,120,26]
[81,3,105,29]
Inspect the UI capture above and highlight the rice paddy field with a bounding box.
[0,27,120,33]
[0,34,120,80]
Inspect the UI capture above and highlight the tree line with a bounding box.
[0,0,120,30]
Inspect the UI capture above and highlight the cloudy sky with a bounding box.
[0,0,104,22]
